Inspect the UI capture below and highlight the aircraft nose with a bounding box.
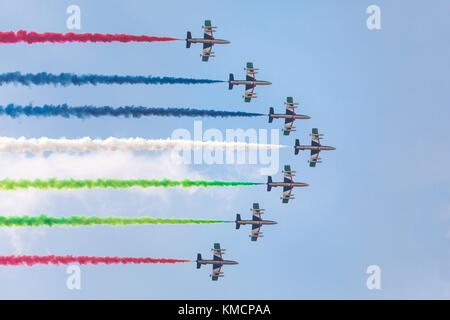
[267,82,272,85]
[233,261,239,265]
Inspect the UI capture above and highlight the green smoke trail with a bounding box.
[0,215,232,227]
[0,178,261,190]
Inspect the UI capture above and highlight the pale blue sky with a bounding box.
[0,0,449,299]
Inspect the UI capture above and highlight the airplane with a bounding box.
[269,97,311,136]
[267,165,309,204]
[185,20,230,62]
[196,243,238,281]
[228,62,272,102]
[294,128,336,167]
[235,203,277,241]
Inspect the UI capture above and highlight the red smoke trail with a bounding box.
[0,30,181,44]
[0,255,191,266]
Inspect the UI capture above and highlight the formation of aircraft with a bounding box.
[294,128,336,167]
[228,62,272,102]
[186,20,230,62]
[235,203,277,241]
[186,21,336,281]
[196,243,238,281]
[269,97,311,136]
[267,165,309,204]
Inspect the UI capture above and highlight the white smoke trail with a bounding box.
[0,137,286,154]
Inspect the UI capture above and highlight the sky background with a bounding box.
[0,0,449,299]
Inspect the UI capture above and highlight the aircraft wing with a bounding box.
[285,97,297,114]
[309,128,322,167]
[212,242,223,261]
[251,202,263,240]
[282,185,293,204]
[309,149,320,167]
[282,97,297,135]
[283,117,295,136]
[244,62,257,102]
[201,43,213,62]
[283,165,294,181]
[244,84,256,102]
[203,20,215,40]
[252,203,262,221]
[246,62,256,81]
[282,165,294,203]
[211,264,222,281]
[311,128,321,146]
[211,242,224,281]
[250,224,262,241]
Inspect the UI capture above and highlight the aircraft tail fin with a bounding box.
[268,107,274,123]
[294,139,300,155]
[228,74,234,90]
[235,214,241,229]
[196,253,202,269]
[267,176,272,191]
[186,32,192,48]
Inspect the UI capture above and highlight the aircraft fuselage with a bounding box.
[230,80,272,86]
[271,114,311,120]
[236,220,277,226]
[295,145,336,151]
[268,182,309,188]
[188,38,230,44]
[197,260,238,266]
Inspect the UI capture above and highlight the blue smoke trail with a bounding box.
[0,104,263,119]
[0,72,224,87]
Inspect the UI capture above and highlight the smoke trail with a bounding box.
[0,137,284,154]
[0,255,191,266]
[0,178,261,190]
[0,72,223,87]
[0,104,263,119]
[0,215,232,227]
[0,30,180,44]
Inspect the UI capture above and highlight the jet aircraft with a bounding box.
[235,203,277,241]
[294,128,336,167]
[269,97,310,136]
[196,243,238,281]
[186,20,230,62]
[228,62,272,102]
[267,165,309,203]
